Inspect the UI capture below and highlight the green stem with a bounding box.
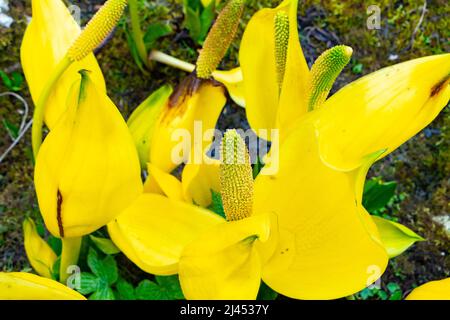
[59,236,82,284]
[149,50,195,73]
[32,56,72,159]
[129,0,148,67]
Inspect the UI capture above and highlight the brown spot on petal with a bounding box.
[57,190,64,238]
[162,73,224,125]
[430,75,450,97]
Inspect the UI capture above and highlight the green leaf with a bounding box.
[363,178,397,213]
[0,70,12,89]
[352,63,363,74]
[359,288,373,300]
[90,235,120,255]
[257,282,278,300]
[11,72,24,89]
[87,248,118,285]
[156,275,184,300]
[199,1,215,42]
[208,190,226,219]
[51,256,61,281]
[184,0,202,43]
[89,286,116,300]
[135,279,166,300]
[377,290,388,300]
[389,291,402,300]
[143,23,173,50]
[78,272,100,295]
[124,26,147,74]
[386,282,401,293]
[2,119,19,139]
[101,255,119,285]
[0,70,23,91]
[47,236,62,256]
[116,277,136,300]
[372,215,424,258]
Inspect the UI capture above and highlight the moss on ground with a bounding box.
[0,0,448,298]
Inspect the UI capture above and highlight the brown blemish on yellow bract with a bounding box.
[430,75,450,97]
[161,73,223,125]
[56,189,64,238]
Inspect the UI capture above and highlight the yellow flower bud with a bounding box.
[23,218,57,279]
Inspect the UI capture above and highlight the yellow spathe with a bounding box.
[254,120,388,300]
[406,278,450,300]
[315,54,450,171]
[23,218,57,279]
[150,78,226,173]
[34,71,142,238]
[179,214,272,300]
[108,193,224,275]
[239,0,309,137]
[0,272,85,300]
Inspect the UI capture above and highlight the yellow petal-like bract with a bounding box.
[181,158,221,207]
[315,54,450,171]
[150,77,226,172]
[179,214,271,300]
[406,278,450,300]
[239,0,309,136]
[144,163,184,201]
[254,120,388,299]
[34,71,142,238]
[108,194,223,275]
[0,272,85,300]
[21,0,105,129]
[23,218,57,279]
[372,216,424,258]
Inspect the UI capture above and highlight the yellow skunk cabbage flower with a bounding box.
[314,54,450,171]
[34,71,142,238]
[406,278,450,300]
[107,158,221,274]
[148,0,246,172]
[239,0,309,136]
[150,77,226,172]
[144,160,222,206]
[29,0,128,158]
[109,131,276,299]
[0,272,85,300]
[250,53,450,299]
[23,218,57,279]
[21,0,105,129]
